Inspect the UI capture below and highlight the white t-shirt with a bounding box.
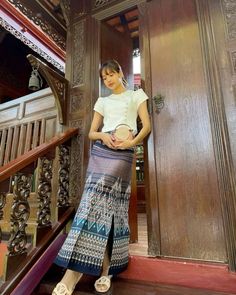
[93,88,148,134]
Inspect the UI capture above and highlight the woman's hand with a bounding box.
[100,133,116,149]
[115,139,135,150]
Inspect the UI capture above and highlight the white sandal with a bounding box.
[52,282,73,295]
[94,275,112,293]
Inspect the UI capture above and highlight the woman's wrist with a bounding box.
[89,131,104,141]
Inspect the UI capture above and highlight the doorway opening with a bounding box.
[101,7,148,257]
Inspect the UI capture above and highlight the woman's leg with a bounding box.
[60,269,83,291]
[52,269,83,294]
[101,245,110,276]
[94,246,112,292]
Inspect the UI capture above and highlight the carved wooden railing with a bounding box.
[0,54,69,167]
[0,128,78,295]
[0,88,62,166]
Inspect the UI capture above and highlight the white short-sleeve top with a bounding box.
[93,88,148,134]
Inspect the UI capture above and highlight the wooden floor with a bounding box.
[129,213,148,256]
[32,214,236,294]
[34,274,235,295]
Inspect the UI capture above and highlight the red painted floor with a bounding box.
[119,256,236,294]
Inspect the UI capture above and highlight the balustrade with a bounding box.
[0,128,78,283]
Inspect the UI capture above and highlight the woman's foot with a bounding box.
[52,282,73,295]
[94,275,112,293]
[52,270,83,295]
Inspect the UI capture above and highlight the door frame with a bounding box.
[91,0,158,256]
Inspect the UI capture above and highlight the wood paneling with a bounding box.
[144,0,226,261]
[100,22,133,96]
[0,88,60,166]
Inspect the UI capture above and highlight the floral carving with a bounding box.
[37,157,53,227]
[221,0,236,40]
[72,20,85,86]
[58,145,70,207]
[93,0,114,9]
[8,174,32,256]
[232,51,236,73]
[0,17,64,72]
[69,121,84,206]
[7,0,66,50]
[0,192,6,241]
[70,91,84,112]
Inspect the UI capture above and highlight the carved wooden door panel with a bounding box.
[139,0,227,262]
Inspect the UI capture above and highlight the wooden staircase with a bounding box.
[0,128,78,294]
[32,265,234,295]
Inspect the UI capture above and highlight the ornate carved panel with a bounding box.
[60,0,71,26]
[232,51,236,73]
[7,0,66,50]
[69,120,84,206]
[8,173,32,256]
[72,20,85,87]
[221,0,236,40]
[0,192,6,241]
[70,90,84,113]
[0,18,64,72]
[37,157,53,227]
[92,0,115,9]
[58,145,70,207]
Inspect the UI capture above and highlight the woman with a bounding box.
[52,60,151,295]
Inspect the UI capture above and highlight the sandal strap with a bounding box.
[94,275,112,293]
[52,282,73,295]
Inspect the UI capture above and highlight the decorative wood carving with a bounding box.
[72,20,85,87]
[221,0,236,40]
[37,157,53,227]
[6,0,66,50]
[0,192,6,242]
[27,54,68,124]
[70,90,84,113]
[0,18,64,72]
[58,145,70,207]
[8,173,32,256]
[232,51,236,73]
[69,120,84,206]
[93,0,113,9]
[197,0,236,271]
[60,0,70,27]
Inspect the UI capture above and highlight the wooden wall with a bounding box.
[65,0,236,269]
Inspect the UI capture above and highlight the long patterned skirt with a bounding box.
[55,141,134,276]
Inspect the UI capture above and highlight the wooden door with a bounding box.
[139,0,227,262]
[100,22,133,96]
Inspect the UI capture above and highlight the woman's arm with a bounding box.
[132,100,151,145]
[88,111,116,148]
[116,100,151,149]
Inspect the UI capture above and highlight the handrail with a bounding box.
[0,128,78,182]
[0,126,79,291]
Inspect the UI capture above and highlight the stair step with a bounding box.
[32,275,233,295]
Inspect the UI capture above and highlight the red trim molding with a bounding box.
[0,0,65,61]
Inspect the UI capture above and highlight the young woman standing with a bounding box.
[52,60,151,295]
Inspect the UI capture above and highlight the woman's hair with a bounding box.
[99,59,128,86]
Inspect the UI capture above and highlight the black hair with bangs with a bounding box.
[99,60,121,78]
[99,59,128,86]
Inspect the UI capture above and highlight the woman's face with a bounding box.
[101,69,122,91]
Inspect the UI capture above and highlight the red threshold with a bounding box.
[120,256,236,294]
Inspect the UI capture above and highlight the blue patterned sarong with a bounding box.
[54,141,134,276]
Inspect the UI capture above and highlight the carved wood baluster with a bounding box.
[8,174,32,256]
[0,192,6,242]
[58,145,70,207]
[37,157,53,227]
